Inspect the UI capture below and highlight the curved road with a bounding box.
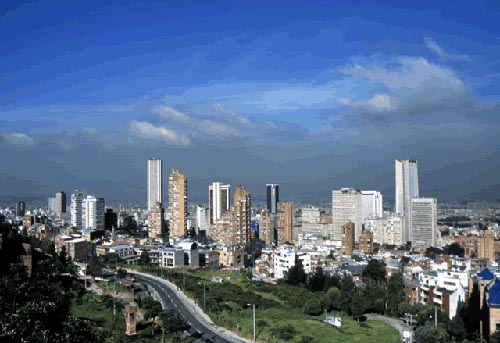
[131,272,250,343]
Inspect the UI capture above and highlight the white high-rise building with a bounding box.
[208,182,230,224]
[331,188,363,242]
[411,197,437,249]
[361,190,383,222]
[148,158,163,210]
[266,184,279,214]
[70,190,84,230]
[302,207,321,224]
[196,205,210,235]
[395,159,419,243]
[82,195,105,231]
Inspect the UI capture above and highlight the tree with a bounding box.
[139,249,151,266]
[362,259,386,284]
[340,276,354,314]
[447,315,466,341]
[490,331,500,343]
[386,273,406,316]
[415,322,449,343]
[284,257,306,285]
[270,324,297,341]
[351,289,366,322]
[122,215,138,233]
[302,297,323,316]
[445,243,464,257]
[326,287,342,311]
[307,267,326,292]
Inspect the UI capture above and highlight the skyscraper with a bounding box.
[82,195,105,231]
[167,168,187,238]
[196,205,210,235]
[277,202,293,245]
[70,190,84,230]
[395,159,419,243]
[16,201,25,217]
[266,184,279,213]
[410,197,436,249]
[208,182,230,224]
[147,158,163,210]
[55,191,66,217]
[331,188,363,241]
[361,190,383,222]
[233,186,252,245]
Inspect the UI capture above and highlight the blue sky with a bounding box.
[1,0,500,203]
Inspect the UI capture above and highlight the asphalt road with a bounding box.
[132,273,234,343]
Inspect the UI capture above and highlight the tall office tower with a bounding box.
[82,195,105,231]
[208,182,230,224]
[104,208,118,230]
[55,191,66,217]
[331,188,363,242]
[16,201,26,217]
[196,205,210,235]
[395,159,419,243]
[361,190,383,222]
[167,168,187,238]
[341,222,355,256]
[148,201,165,238]
[259,209,273,245]
[277,202,294,245]
[411,197,436,249]
[70,190,84,230]
[48,197,56,212]
[266,184,279,213]
[233,186,252,245]
[147,158,163,210]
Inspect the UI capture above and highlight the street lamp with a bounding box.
[198,281,206,311]
[247,303,256,343]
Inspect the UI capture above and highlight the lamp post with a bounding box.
[198,281,206,311]
[247,303,256,342]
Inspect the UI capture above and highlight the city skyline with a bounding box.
[1,1,500,204]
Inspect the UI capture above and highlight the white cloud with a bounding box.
[424,37,470,61]
[343,56,474,115]
[129,120,191,145]
[1,132,35,147]
[152,105,191,124]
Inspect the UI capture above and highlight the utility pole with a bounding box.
[253,303,256,343]
[434,306,437,328]
[203,282,206,311]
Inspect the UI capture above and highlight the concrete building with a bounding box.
[196,205,210,235]
[55,191,66,217]
[273,245,296,279]
[259,209,274,245]
[266,184,279,214]
[153,247,184,268]
[411,197,437,249]
[233,186,252,246]
[302,207,320,224]
[176,240,199,267]
[70,190,84,230]
[148,201,165,238]
[341,222,355,256]
[395,159,419,243]
[48,197,56,213]
[167,168,187,238]
[55,234,92,262]
[365,214,404,246]
[420,269,467,319]
[209,182,230,224]
[147,158,162,210]
[361,190,383,222]
[277,202,294,245]
[82,195,105,231]
[332,188,363,242]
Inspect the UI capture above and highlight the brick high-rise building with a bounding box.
[168,168,187,238]
[359,230,374,254]
[277,202,293,245]
[341,222,355,256]
[479,229,495,263]
[148,201,165,238]
[259,209,274,245]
